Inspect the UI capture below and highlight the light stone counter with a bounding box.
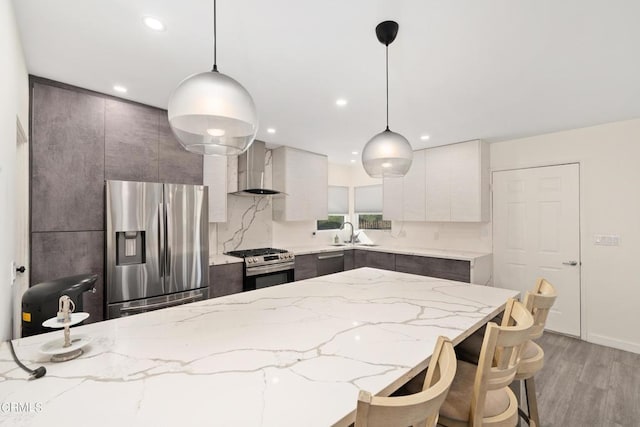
[0,268,517,426]
[209,253,244,266]
[288,244,490,262]
[289,245,492,285]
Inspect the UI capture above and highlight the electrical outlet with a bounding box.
[594,234,620,246]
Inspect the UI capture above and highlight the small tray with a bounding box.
[42,312,90,329]
[40,334,92,355]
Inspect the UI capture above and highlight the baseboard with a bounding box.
[587,333,640,355]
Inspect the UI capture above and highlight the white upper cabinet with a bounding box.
[383,149,426,221]
[425,139,489,222]
[203,155,228,222]
[272,147,328,221]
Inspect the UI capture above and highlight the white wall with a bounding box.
[0,0,29,341]
[491,118,640,353]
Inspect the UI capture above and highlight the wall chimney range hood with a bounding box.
[233,140,283,196]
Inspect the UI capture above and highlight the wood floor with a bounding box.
[534,332,640,427]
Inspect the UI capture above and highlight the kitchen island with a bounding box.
[1,268,517,426]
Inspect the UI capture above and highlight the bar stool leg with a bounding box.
[524,377,540,427]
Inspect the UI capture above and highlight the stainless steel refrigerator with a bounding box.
[105,180,209,319]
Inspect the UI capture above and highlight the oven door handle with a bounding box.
[245,262,295,277]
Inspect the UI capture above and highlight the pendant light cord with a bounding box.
[212,0,218,72]
[385,45,389,131]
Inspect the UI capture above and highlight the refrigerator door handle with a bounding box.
[158,203,165,278]
[166,202,172,277]
[119,295,201,314]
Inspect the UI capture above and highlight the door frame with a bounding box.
[491,162,584,339]
[14,117,29,338]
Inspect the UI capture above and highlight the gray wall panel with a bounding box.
[105,99,159,182]
[158,111,203,185]
[31,83,105,232]
[31,231,104,323]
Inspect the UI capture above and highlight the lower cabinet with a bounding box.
[317,252,345,276]
[295,251,346,281]
[295,254,318,281]
[295,249,476,284]
[209,263,243,297]
[395,254,471,283]
[354,250,396,271]
[344,250,355,271]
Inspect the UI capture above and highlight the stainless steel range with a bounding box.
[225,248,295,291]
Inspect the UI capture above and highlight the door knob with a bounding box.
[562,261,578,266]
[16,266,26,273]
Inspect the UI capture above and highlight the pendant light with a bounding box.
[362,21,413,178]
[167,0,258,156]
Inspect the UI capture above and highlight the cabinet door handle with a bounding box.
[562,261,578,266]
[317,254,345,260]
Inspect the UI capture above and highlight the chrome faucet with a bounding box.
[340,221,355,244]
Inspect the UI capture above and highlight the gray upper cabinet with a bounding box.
[105,99,159,182]
[31,83,105,232]
[158,111,203,185]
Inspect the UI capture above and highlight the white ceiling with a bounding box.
[12,0,640,164]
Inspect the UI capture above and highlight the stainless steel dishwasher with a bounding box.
[317,251,345,276]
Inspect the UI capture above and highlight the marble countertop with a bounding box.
[209,245,490,266]
[1,268,517,426]
[288,244,491,262]
[209,253,244,266]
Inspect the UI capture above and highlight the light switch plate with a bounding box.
[10,261,17,285]
[594,234,620,246]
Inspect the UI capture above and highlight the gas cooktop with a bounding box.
[226,248,289,258]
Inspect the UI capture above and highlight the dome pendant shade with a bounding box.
[362,129,413,178]
[362,20,412,178]
[168,71,258,155]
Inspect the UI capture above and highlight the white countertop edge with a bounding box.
[286,245,491,262]
[208,254,244,266]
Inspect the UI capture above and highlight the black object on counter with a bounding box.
[21,274,97,337]
[8,340,46,380]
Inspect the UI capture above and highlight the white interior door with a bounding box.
[493,164,581,336]
[13,118,29,338]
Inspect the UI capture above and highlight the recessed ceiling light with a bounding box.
[143,16,165,31]
[351,151,358,155]
[113,85,127,93]
[420,135,430,141]
[267,128,276,134]
[350,159,356,163]
[336,98,348,107]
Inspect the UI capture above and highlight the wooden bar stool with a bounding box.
[438,299,534,427]
[515,278,558,427]
[355,336,457,427]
